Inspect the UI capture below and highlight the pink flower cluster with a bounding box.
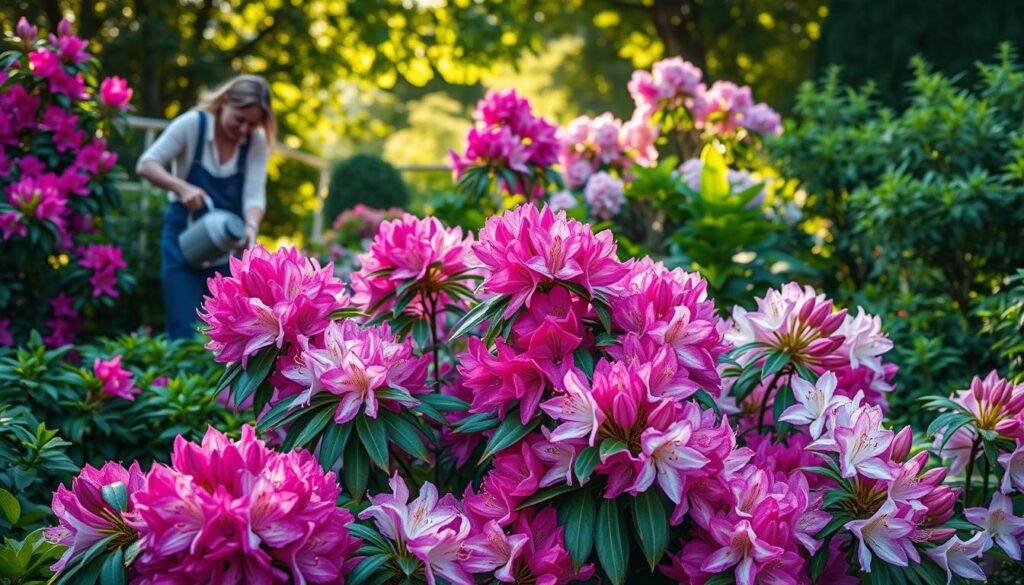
[278,319,428,424]
[350,213,474,316]
[43,292,81,347]
[327,204,404,245]
[359,474,593,585]
[93,355,139,401]
[200,245,347,365]
[78,243,126,298]
[129,426,361,584]
[558,112,658,186]
[450,89,560,196]
[628,56,782,137]
[471,204,627,318]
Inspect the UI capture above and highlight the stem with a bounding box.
[427,291,442,394]
[982,452,990,504]
[757,366,789,434]
[963,436,982,507]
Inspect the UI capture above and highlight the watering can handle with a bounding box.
[185,194,215,227]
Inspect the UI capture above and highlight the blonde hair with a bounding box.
[197,74,276,147]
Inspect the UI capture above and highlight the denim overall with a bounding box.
[160,111,249,340]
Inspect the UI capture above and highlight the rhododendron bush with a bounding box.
[0,18,134,348]
[41,205,1024,585]
[447,58,809,307]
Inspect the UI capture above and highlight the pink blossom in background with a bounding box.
[53,32,89,64]
[547,190,577,213]
[350,213,474,317]
[93,355,139,401]
[583,171,625,220]
[132,426,361,584]
[78,243,126,298]
[0,211,25,240]
[44,461,146,572]
[200,245,346,365]
[27,48,60,78]
[43,293,81,347]
[15,17,38,45]
[0,319,13,346]
[99,76,133,110]
[743,102,783,135]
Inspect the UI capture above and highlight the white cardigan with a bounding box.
[137,110,268,212]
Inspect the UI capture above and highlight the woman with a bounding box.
[137,74,275,340]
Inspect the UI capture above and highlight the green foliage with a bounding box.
[0,528,64,584]
[0,331,240,469]
[0,406,77,538]
[979,270,1024,383]
[324,155,410,222]
[770,47,1024,422]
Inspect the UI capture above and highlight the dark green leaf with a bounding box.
[454,412,500,434]
[347,555,389,585]
[232,346,278,409]
[517,483,579,509]
[0,488,20,524]
[99,548,126,585]
[558,488,596,570]
[760,350,790,380]
[318,423,352,472]
[599,439,629,460]
[344,440,369,502]
[595,498,629,585]
[573,446,600,483]
[381,412,428,460]
[632,490,668,570]
[419,393,470,412]
[287,407,336,451]
[573,347,595,379]
[357,415,390,471]
[479,412,541,463]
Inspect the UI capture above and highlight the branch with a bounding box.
[228,10,285,61]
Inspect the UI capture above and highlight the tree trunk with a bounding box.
[648,0,707,71]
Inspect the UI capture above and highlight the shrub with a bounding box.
[323,153,409,222]
[0,18,136,348]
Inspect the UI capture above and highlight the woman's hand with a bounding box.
[243,222,259,249]
[178,184,209,212]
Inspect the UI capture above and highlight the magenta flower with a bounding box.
[45,461,146,572]
[831,404,896,480]
[778,371,847,439]
[472,203,627,318]
[200,245,346,365]
[15,17,38,46]
[0,319,12,346]
[132,426,361,584]
[78,243,127,298]
[634,420,710,503]
[701,518,783,585]
[93,355,138,401]
[539,370,604,447]
[28,48,60,78]
[462,520,528,582]
[350,213,474,317]
[99,76,133,111]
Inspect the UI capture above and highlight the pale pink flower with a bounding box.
[539,369,604,446]
[778,371,846,438]
[701,518,783,585]
[1000,440,1024,494]
[634,421,710,503]
[965,492,1024,560]
[925,533,988,584]
[837,307,894,372]
[846,499,918,570]
[832,404,896,480]
[462,520,529,582]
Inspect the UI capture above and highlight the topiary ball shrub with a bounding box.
[324,154,410,221]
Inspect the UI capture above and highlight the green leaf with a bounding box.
[573,347,595,379]
[558,489,596,570]
[380,412,428,460]
[479,412,541,463]
[0,488,20,524]
[632,490,668,570]
[287,407,336,451]
[454,412,500,434]
[357,415,390,471]
[599,438,629,460]
[254,394,303,433]
[595,498,629,585]
[573,446,600,483]
[556,280,591,300]
[343,440,370,503]
[760,350,790,380]
[809,536,831,582]
[318,423,352,472]
[692,389,722,421]
[938,518,983,531]
[448,295,509,342]
[347,554,389,585]
[215,361,242,394]
[346,522,391,551]
[772,383,796,432]
[232,346,278,410]
[822,488,853,509]
[517,483,579,509]
[419,393,470,412]
[800,465,848,487]
[938,416,976,452]
[99,548,126,585]
[101,482,128,513]
[814,513,850,540]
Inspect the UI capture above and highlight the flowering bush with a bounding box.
[0,18,135,347]
[308,205,406,280]
[38,203,1024,584]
